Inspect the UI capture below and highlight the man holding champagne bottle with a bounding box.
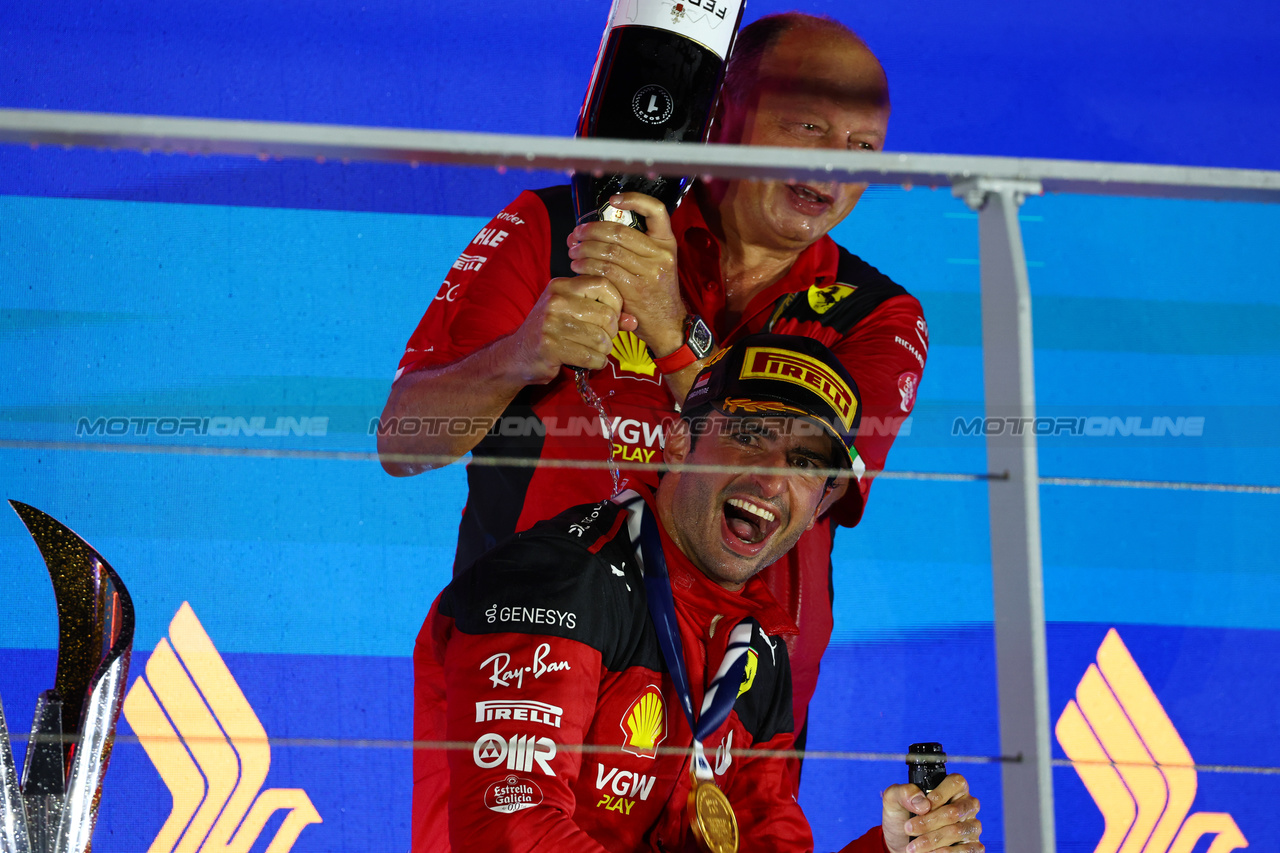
[384,11,970,847]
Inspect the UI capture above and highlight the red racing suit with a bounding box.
[414,491,887,852]
[395,185,929,745]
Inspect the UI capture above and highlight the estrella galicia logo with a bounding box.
[1056,628,1247,853]
[122,603,322,853]
[485,775,544,814]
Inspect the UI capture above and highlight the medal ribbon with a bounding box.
[637,505,754,782]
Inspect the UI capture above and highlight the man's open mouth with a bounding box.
[722,496,781,550]
[787,184,833,207]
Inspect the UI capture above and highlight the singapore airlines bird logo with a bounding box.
[122,603,321,853]
[1055,628,1247,853]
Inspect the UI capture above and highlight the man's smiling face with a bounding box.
[658,411,837,590]
[711,25,891,252]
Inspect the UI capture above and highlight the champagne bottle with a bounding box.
[572,0,746,230]
[906,742,947,793]
[906,742,947,842]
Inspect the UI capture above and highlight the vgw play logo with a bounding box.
[122,603,322,853]
[1056,629,1247,853]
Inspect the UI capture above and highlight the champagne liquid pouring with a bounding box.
[571,204,635,499]
[574,366,622,497]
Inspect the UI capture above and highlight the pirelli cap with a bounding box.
[682,332,864,475]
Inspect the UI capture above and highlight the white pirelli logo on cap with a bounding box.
[739,347,857,431]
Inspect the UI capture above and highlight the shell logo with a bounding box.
[1055,628,1247,853]
[621,686,667,759]
[122,603,321,853]
[608,331,660,384]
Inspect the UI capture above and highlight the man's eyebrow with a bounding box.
[791,444,832,465]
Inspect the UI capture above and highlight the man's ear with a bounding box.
[664,418,692,468]
[817,475,848,518]
[807,478,840,531]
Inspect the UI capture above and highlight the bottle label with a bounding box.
[609,0,743,60]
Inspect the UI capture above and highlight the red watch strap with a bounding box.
[652,344,699,375]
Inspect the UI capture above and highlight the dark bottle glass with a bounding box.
[907,741,948,793]
[572,1,745,229]
[906,742,947,841]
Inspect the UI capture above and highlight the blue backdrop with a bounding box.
[2,3,1278,852]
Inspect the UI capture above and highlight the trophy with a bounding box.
[0,501,135,853]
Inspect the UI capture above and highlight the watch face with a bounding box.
[688,317,714,359]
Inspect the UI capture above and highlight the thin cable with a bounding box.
[3,439,1277,494]
[16,733,1277,775]
[1040,475,1280,495]
[0,438,981,483]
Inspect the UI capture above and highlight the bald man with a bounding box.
[382,11,931,791]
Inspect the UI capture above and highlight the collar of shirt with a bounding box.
[670,190,842,343]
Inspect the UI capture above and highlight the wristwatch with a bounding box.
[652,315,715,375]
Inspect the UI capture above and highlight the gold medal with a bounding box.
[687,777,738,853]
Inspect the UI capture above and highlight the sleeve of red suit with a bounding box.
[839,826,890,853]
[427,539,616,853]
[829,294,929,527]
[397,191,553,378]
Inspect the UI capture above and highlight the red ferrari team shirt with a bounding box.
[396,186,928,740]
[414,493,888,852]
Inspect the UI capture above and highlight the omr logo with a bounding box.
[122,603,322,853]
[1055,628,1247,853]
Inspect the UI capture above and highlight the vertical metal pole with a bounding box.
[953,178,1055,853]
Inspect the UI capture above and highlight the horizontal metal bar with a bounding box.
[3,441,1276,493]
[2,108,1279,203]
[14,731,1278,775]
[0,438,963,482]
[1041,475,1280,495]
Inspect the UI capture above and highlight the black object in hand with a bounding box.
[571,0,745,229]
[907,742,947,793]
[906,742,947,842]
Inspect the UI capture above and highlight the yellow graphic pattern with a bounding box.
[718,398,808,419]
[807,284,855,315]
[610,330,657,378]
[122,603,322,853]
[622,687,666,758]
[737,650,758,697]
[1055,628,1247,853]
